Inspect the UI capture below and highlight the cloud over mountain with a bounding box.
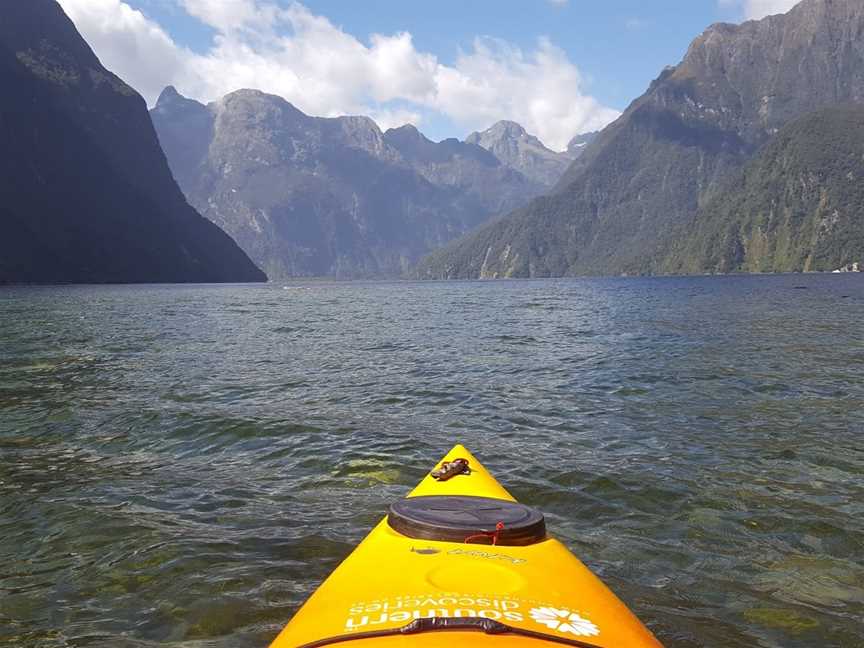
[720,0,801,20]
[57,0,619,150]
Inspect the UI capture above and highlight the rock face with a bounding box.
[566,132,598,158]
[0,0,265,284]
[152,89,547,278]
[662,105,864,274]
[417,0,864,279]
[382,124,543,221]
[834,262,861,273]
[465,121,583,187]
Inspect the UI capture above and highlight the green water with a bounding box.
[1,276,863,647]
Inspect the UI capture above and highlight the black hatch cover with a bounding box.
[388,495,546,546]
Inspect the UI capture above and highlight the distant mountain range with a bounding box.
[0,0,265,284]
[417,0,864,279]
[152,88,581,279]
[465,121,595,187]
[7,0,859,284]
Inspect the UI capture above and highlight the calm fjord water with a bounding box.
[1,276,863,648]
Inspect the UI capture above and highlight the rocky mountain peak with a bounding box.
[335,115,386,154]
[383,123,434,152]
[218,88,303,116]
[467,120,542,149]
[156,85,181,105]
[487,120,528,138]
[566,131,598,156]
[662,0,864,142]
[466,120,578,187]
[153,85,206,117]
[385,123,425,141]
[336,114,382,132]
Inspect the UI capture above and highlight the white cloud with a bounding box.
[435,37,618,149]
[58,0,189,103]
[57,0,619,150]
[720,0,801,20]
[179,0,260,31]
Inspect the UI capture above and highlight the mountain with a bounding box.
[566,132,598,158]
[0,0,265,284]
[381,124,543,220]
[151,88,546,279]
[417,0,864,279]
[661,105,864,274]
[465,120,582,187]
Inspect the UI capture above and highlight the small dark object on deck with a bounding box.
[431,458,470,481]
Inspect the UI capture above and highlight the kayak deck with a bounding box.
[270,445,663,647]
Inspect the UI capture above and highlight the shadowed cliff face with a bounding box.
[0,0,265,284]
[417,0,864,279]
[152,88,548,279]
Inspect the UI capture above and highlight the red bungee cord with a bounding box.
[464,521,505,546]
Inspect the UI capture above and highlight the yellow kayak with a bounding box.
[270,445,663,647]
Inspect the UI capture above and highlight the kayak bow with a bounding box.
[270,445,663,647]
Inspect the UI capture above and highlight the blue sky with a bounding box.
[59,0,800,149]
[130,0,739,110]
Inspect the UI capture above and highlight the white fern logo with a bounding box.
[529,606,600,637]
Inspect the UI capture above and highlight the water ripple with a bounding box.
[1,275,863,647]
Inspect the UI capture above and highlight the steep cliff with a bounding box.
[662,105,864,274]
[0,0,265,284]
[417,0,864,279]
[152,88,546,278]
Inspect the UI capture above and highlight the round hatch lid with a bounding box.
[388,495,546,546]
